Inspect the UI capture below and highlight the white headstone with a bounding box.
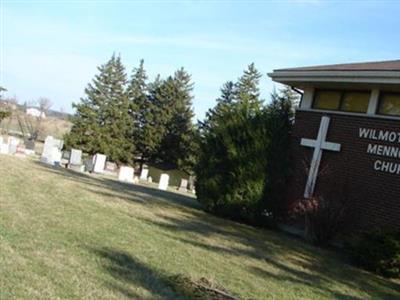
[41,136,64,165]
[41,136,54,163]
[0,143,9,155]
[118,166,134,183]
[133,176,139,184]
[69,149,82,165]
[8,137,20,155]
[140,169,149,180]
[147,176,153,183]
[158,173,169,191]
[93,154,107,173]
[178,178,188,192]
[51,147,62,166]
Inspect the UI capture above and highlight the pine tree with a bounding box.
[263,86,298,217]
[203,81,235,129]
[155,68,196,172]
[127,59,149,170]
[234,63,263,113]
[65,54,134,165]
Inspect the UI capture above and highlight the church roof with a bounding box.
[268,59,400,88]
[274,60,400,72]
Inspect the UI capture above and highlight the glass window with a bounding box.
[313,90,341,110]
[341,92,370,113]
[378,93,400,116]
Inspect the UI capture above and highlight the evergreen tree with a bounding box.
[203,81,235,128]
[263,86,298,217]
[234,63,263,113]
[155,68,196,172]
[65,54,134,165]
[127,60,149,169]
[195,66,269,224]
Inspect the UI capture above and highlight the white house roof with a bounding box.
[268,60,400,88]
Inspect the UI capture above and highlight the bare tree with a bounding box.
[38,97,53,115]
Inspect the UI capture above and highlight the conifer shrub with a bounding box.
[346,229,400,278]
[195,64,297,226]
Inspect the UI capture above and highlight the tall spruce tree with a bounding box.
[234,63,263,113]
[65,54,134,165]
[155,68,196,172]
[127,60,150,170]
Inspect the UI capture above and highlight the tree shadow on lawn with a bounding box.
[34,161,400,299]
[88,246,205,300]
[33,161,200,210]
[141,216,400,299]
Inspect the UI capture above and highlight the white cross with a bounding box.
[301,116,341,198]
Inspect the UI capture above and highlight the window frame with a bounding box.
[312,89,371,114]
[376,92,400,117]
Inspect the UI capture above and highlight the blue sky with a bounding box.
[1,0,399,120]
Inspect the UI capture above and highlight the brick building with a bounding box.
[269,60,400,230]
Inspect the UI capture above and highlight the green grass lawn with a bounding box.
[0,156,399,300]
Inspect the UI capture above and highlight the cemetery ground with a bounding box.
[0,157,399,300]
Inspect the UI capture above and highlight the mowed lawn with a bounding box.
[0,157,399,300]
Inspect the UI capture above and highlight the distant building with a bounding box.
[26,107,46,119]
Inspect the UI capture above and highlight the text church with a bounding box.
[269,60,400,230]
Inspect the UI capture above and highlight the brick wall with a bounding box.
[287,110,400,230]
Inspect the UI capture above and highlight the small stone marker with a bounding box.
[147,176,153,183]
[118,166,134,183]
[0,143,9,154]
[8,136,20,155]
[140,168,149,180]
[41,136,63,165]
[93,154,107,173]
[133,176,139,184]
[158,173,169,191]
[178,178,188,192]
[69,149,82,165]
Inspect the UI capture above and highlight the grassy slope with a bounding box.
[0,156,399,300]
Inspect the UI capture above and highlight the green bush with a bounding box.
[195,103,270,225]
[346,229,400,278]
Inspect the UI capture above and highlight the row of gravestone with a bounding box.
[40,136,193,193]
[0,136,36,156]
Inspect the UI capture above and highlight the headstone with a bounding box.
[147,176,153,183]
[118,166,134,183]
[158,173,169,191]
[51,147,62,166]
[69,149,82,166]
[0,143,9,155]
[105,162,117,173]
[84,158,94,172]
[93,154,106,173]
[8,136,20,155]
[140,168,149,180]
[41,136,63,165]
[178,178,188,192]
[133,176,139,184]
[24,149,35,156]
